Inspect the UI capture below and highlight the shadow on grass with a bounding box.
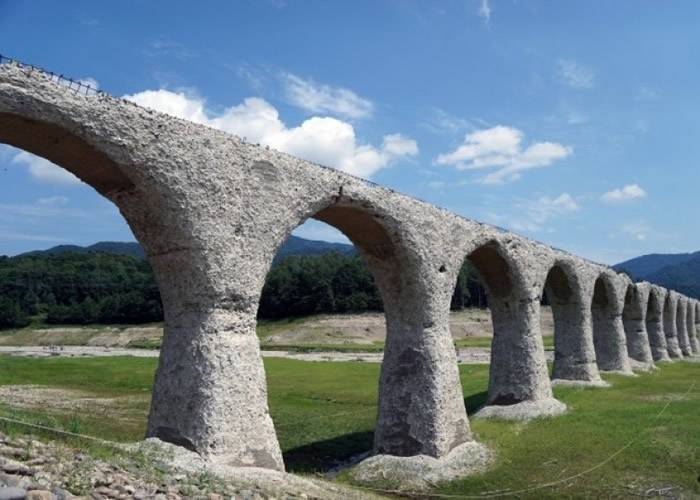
[283,430,374,473]
[465,391,488,414]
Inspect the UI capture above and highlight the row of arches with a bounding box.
[2,60,698,474]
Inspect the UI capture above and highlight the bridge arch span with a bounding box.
[646,286,671,362]
[663,292,682,358]
[591,271,633,374]
[622,283,655,369]
[540,259,605,386]
[456,238,566,419]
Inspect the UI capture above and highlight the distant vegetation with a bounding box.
[614,251,700,298]
[0,239,488,328]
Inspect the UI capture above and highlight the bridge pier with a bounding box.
[676,297,692,357]
[622,284,655,370]
[592,273,634,375]
[646,287,671,362]
[472,246,566,420]
[690,302,700,354]
[547,264,606,387]
[664,293,683,359]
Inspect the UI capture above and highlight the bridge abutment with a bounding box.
[646,287,671,362]
[592,273,634,374]
[622,283,655,370]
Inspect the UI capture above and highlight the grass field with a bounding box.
[0,354,697,498]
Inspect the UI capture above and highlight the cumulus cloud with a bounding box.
[556,59,595,89]
[125,90,416,178]
[11,151,81,185]
[486,193,579,233]
[601,184,647,204]
[434,125,572,184]
[282,73,374,120]
[478,0,492,23]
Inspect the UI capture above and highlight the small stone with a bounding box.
[132,490,148,500]
[26,491,55,500]
[2,461,31,476]
[0,487,27,500]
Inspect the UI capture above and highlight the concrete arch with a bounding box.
[542,260,605,386]
[463,238,565,419]
[622,283,655,369]
[645,286,671,362]
[591,272,633,374]
[663,292,683,358]
[676,297,692,356]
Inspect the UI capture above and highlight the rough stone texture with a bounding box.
[591,272,634,374]
[646,286,671,362]
[691,301,700,354]
[622,282,655,370]
[0,62,693,472]
[676,297,692,357]
[546,262,605,385]
[663,292,683,359]
[349,441,492,492]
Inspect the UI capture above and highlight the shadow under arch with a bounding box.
[645,288,670,361]
[0,112,134,196]
[459,239,553,407]
[542,260,602,383]
[591,272,631,372]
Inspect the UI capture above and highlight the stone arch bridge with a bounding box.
[0,59,698,472]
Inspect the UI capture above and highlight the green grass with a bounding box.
[0,355,697,497]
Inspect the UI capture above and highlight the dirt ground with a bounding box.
[0,307,555,349]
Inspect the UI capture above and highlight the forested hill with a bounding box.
[613,250,700,299]
[613,251,700,280]
[21,235,355,261]
[0,238,485,329]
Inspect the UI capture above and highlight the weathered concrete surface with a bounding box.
[0,61,693,472]
[646,286,671,362]
[546,262,606,386]
[591,272,634,374]
[691,302,700,354]
[622,283,655,370]
[350,441,492,492]
[663,293,683,359]
[676,297,692,357]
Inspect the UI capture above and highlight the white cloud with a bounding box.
[601,184,647,204]
[621,221,651,241]
[37,196,69,207]
[124,90,417,178]
[556,59,595,89]
[478,0,492,23]
[421,107,470,135]
[11,151,81,185]
[485,193,579,234]
[434,125,572,184]
[636,86,658,101]
[282,73,374,120]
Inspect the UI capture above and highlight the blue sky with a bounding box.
[1,1,699,264]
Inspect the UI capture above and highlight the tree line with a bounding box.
[0,251,488,328]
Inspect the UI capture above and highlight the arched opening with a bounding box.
[591,274,631,372]
[663,294,682,358]
[675,298,690,356]
[0,135,159,456]
[257,199,470,471]
[645,289,669,362]
[621,284,654,367]
[543,263,602,384]
[460,242,557,415]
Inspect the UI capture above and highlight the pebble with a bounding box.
[0,487,27,500]
[26,491,54,500]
